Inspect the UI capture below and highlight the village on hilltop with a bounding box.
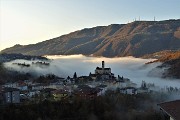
[0,61,179,104]
[1,61,180,120]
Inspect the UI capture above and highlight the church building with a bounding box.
[92,61,115,80]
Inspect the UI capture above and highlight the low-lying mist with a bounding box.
[4,54,180,88]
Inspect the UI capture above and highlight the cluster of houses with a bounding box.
[1,60,180,120]
[0,82,107,104]
[0,61,167,105]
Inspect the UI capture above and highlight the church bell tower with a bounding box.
[102,61,105,73]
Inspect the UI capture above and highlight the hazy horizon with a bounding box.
[4,55,180,88]
[1,0,180,51]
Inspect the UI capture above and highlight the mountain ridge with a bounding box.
[1,19,180,57]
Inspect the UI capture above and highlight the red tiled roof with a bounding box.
[158,100,180,120]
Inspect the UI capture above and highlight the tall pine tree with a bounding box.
[73,72,77,79]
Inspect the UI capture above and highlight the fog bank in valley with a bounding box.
[4,54,180,88]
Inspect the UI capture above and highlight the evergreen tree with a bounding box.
[89,72,92,76]
[67,76,70,79]
[73,72,77,79]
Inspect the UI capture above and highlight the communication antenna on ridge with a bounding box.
[139,16,140,21]
[154,16,156,21]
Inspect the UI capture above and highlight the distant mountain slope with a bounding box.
[145,50,180,79]
[1,19,180,57]
[0,53,48,63]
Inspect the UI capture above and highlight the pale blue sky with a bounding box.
[0,0,180,51]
